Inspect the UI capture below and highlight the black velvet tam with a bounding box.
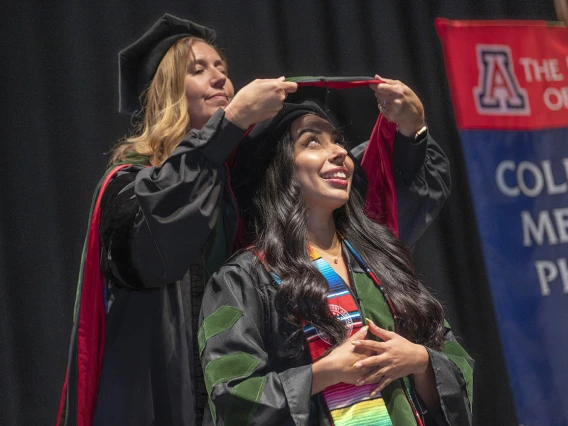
[118,13,216,115]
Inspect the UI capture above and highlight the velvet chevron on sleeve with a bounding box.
[199,251,314,426]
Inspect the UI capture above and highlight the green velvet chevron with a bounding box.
[198,305,243,356]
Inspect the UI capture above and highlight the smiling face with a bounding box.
[290,114,354,211]
[184,41,235,130]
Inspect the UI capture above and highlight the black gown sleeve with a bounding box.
[99,108,246,288]
[99,168,142,288]
[199,257,312,426]
[423,325,474,426]
[350,132,451,248]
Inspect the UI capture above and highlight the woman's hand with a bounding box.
[224,77,297,129]
[311,326,374,394]
[369,74,425,137]
[351,319,430,397]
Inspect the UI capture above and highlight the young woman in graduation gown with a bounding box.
[57,13,452,426]
[199,102,473,426]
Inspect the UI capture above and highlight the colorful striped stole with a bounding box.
[268,246,393,425]
[307,246,393,426]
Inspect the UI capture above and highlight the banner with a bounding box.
[436,19,568,426]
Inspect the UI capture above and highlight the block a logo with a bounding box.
[473,45,530,115]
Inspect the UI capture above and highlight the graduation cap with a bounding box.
[118,13,216,115]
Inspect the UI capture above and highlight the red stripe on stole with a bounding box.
[309,339,330,360]
[328,294,358,314]
[308,323,364,360]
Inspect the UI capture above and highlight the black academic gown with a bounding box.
[93,109,243,426]
[90,108,451,426]
[199,250,473,426]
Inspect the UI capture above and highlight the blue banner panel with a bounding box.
[460,128,568,426]
[437,20,568,426]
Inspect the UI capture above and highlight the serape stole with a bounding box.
[269,245,394,425]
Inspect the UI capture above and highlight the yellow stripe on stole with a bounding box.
[330,398,392,426]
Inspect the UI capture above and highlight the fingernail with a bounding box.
[353,362,363,369]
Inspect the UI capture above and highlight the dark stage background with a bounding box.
[0,1,556,425]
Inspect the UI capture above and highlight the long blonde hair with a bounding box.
[110,37,222,166]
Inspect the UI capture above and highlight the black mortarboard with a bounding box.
[118,13,216,115]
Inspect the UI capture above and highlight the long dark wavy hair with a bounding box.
[252,122,446,356]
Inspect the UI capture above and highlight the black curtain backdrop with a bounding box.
[0,1,556,425]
